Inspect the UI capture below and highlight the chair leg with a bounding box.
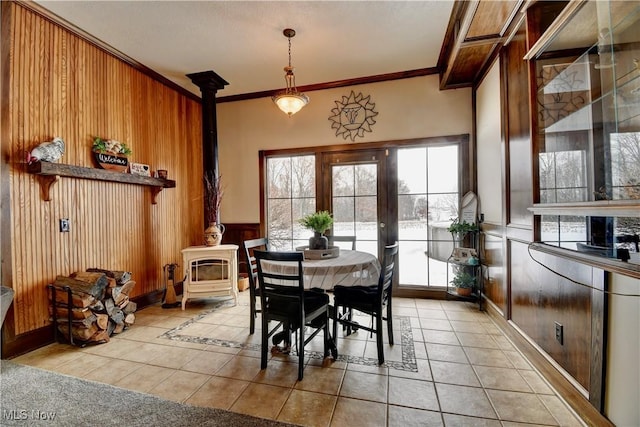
[249,294,256,334]
[332,304,339,350]
[298,323,305,381]
[387,302,394,346]
[261,312,268,370]
[376,312,384,365]
[324,313,329,359]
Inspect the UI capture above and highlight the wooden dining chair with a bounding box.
[254,250,331,381]
[242,237,270,334]
[328,235,356,250]
[332,242,399,365]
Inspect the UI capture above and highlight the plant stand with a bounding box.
[445,230,483,311]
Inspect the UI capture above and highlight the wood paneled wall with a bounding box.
[510,241,604,396]
[481,229,506,314]
[2,2,204,342]
[479,4,607,412]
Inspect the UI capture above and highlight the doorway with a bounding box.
[321,150,391,259]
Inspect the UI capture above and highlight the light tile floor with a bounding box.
[12,291,586,427]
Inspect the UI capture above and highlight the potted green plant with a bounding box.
[299,210,333,250]
[447,217,479,235]
[450,269,475,296]
[447,217,479,245]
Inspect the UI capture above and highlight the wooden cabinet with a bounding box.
[526,0,640,271]
[181,245,239,310]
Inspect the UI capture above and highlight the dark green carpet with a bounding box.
[0,360,296,426]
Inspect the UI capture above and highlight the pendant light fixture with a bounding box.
[272,28,309,117]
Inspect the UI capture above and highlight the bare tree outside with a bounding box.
[266,155,315,250]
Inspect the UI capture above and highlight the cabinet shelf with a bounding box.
[27,161,176,204]
[529,200,640,217]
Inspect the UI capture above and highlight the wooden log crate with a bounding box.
[48,268,137,346]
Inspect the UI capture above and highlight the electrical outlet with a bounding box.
[59,218,70,233]
[554,322,563,345]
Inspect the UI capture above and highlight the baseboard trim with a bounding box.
[2,289,166,359]
[484,304,614,427]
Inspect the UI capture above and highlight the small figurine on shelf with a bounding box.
[26,137,65,164]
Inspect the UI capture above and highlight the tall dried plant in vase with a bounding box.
[203,171,225,246]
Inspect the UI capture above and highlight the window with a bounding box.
[265,155,315,250]
[397,145,460,287]
[261,135,471,290]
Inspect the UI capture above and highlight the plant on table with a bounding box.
[299,211,334,250]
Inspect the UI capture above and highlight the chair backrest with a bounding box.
[254,250,306,312]
[328,235,357,250]
[378,242,399,303]
[243,238,270,291]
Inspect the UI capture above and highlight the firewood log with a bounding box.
[112,322,125,334]
[122,301,137,314]
[110,307,125,326]
[112,281,135,305]
[86,268,131,285]
[49,305,92,320]
[54,274,107,302]
[57,322,98,341]
[95,313,109,330]
[87,329,110,343]
[88,300,105,313]
[53,314,97,329]
[50,285,96,308]
[104,298,116,316]
[68,272,109,300]
[124,313,135,326]
[104,278,117,297]
[116,295,130,308]
[106,320,116,336]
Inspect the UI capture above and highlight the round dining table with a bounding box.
[259,249,381,353]
[260,249,381,290]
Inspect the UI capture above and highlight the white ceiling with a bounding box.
[35,1,455,98]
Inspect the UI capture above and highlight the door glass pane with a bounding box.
[428,145,458,193]
[266,155,315,250]
[332,163,378,254]
[398,144,460,287]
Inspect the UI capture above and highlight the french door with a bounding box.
[320,144,462,297]
[320,150,392,260]
[263,135,469,296]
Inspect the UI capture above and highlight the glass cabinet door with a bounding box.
[532,0,640,263]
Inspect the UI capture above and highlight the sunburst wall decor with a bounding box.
[328,91,378,141]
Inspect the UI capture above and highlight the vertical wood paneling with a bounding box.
[5,2,203,335]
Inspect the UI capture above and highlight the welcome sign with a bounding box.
[93,152,129,172]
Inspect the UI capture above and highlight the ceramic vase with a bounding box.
[204,222,225,246]
[308,232,328,250]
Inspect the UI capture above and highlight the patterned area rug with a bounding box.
[161,300,418,372]
[0,360,294,427]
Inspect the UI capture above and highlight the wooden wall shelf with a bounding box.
[27,161,176,204]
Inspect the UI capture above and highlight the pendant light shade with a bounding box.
[272,29,309,117]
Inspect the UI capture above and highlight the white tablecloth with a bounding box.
[260,250,381,290]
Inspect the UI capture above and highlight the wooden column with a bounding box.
[186,70,228,180]
[186,70,229,224]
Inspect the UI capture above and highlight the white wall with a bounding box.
[217,75,472,223]
[606,273,640,426]
[475,60,502,224]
